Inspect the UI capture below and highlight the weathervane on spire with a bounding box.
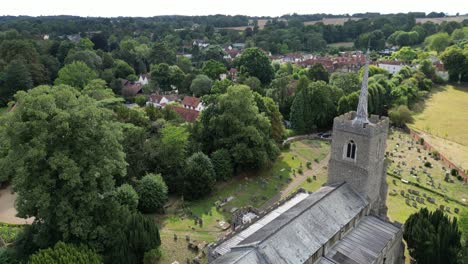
[353,45,371,125]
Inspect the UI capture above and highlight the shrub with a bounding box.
[432,150,440,160]
[136,174,168,213]
[134,95,147,107]
[388,105,414,127]
[282,141,291,150]
[29,241,102,264]
[419,138,424,145]
[143,248,162,264]
[298,168,303,174]
[457,175,463,181]
[424,161,432,168]
[306,161,312,169]
[116,184,139,211]
[306,177,312,183]
[450,169,458,176]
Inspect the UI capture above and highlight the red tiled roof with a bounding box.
[182,96,201,108]
[121,80,143,97]
[149,94,164,103]
[378,60,404,66]
[170,106,199,123]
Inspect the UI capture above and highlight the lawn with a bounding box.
[156,139,330,264]
[409,84,468,171]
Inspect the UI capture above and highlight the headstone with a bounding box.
[439,205,445,211]
[428,197,435,203]
[454,208,460,214]
[400,190,405,196]
[405,199,411,206]
[445,207,450,213]
[412,202,417,208]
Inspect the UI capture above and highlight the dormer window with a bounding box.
[344,140,356,160]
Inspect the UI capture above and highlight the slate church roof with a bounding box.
[211,183,394,264]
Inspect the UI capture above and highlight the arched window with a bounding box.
[345,140,356,160]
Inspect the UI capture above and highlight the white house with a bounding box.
[377,61,405,74]
[147,94,179,108]
[137,74,150,86]
[182,96,204,112]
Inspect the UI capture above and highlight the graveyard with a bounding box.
[410,84,468,172]
[156,139,330,263]
[155,130,467,263]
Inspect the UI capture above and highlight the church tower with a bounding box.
[327,50,389,217]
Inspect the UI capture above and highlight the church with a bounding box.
[207,53,405,264]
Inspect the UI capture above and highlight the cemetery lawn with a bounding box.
[409,84,468,171]
[156,139,330,264]
[386,129,468,204]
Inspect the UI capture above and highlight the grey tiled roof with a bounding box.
[211,183,370,264]
[317,216,401,264]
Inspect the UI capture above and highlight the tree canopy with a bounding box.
[236,48,274,84]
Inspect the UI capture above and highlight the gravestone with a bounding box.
[454,208,460,214]
[412,202,417,208]
[400,190,405,196]
[439,205,445,211]
[405,199,410,206]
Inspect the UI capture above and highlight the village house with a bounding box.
[146,94,180,108]
[121,79,143,97]
[182,96,204,111]
[377,60,405,74]
[137,74,150,86]
[169,106,200,123]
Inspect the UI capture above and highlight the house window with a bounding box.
[344,140,356,160]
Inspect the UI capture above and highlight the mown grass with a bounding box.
[410,84,468,171]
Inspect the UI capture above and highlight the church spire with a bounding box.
[353,48,370,125]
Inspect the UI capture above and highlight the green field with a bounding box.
[410,84,468,171]
[156,139,330,264]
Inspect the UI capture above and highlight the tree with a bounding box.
[82,79,116,102]
[54,61,98,89]
[136,174,168,214]
[330,72,360,94]
[183,152,216,200]
[244,76,263,94]
[440,45,467,82]
[391,46,417,63]
[190,74,213,96]
[150,42,176,65]
[146,125,189,192]
[236,48,274,84]
[108,212,161,264]
[29,241,102,264]
[307,63,329,83]
[113,59,135,79]
[404,208,462,264]
[195,85,279,170]
[115,184,139,211]
[202,60,226,80]
[0,85,126,249]
[0,59,33,105]
[388,105,414,127]
[424,32,450,53]
[210,149,233,181]
[65,50,103,70]
[290,81,336,133]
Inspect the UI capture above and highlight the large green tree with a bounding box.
[54,61,98,89]
[440,45,468,82]
[195,85,279,170]
[236,48,274,84]
[404,208,462,264]
[0,85,126,249]
[150,42,176,65]
[190,74,213,96]
[29,242,102,264]
[202,59,226,80]
[290,81,336,133]
[307,63,329,83]
[0,59,33,105]
[183,152,216,200]
[136,174,168,213]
